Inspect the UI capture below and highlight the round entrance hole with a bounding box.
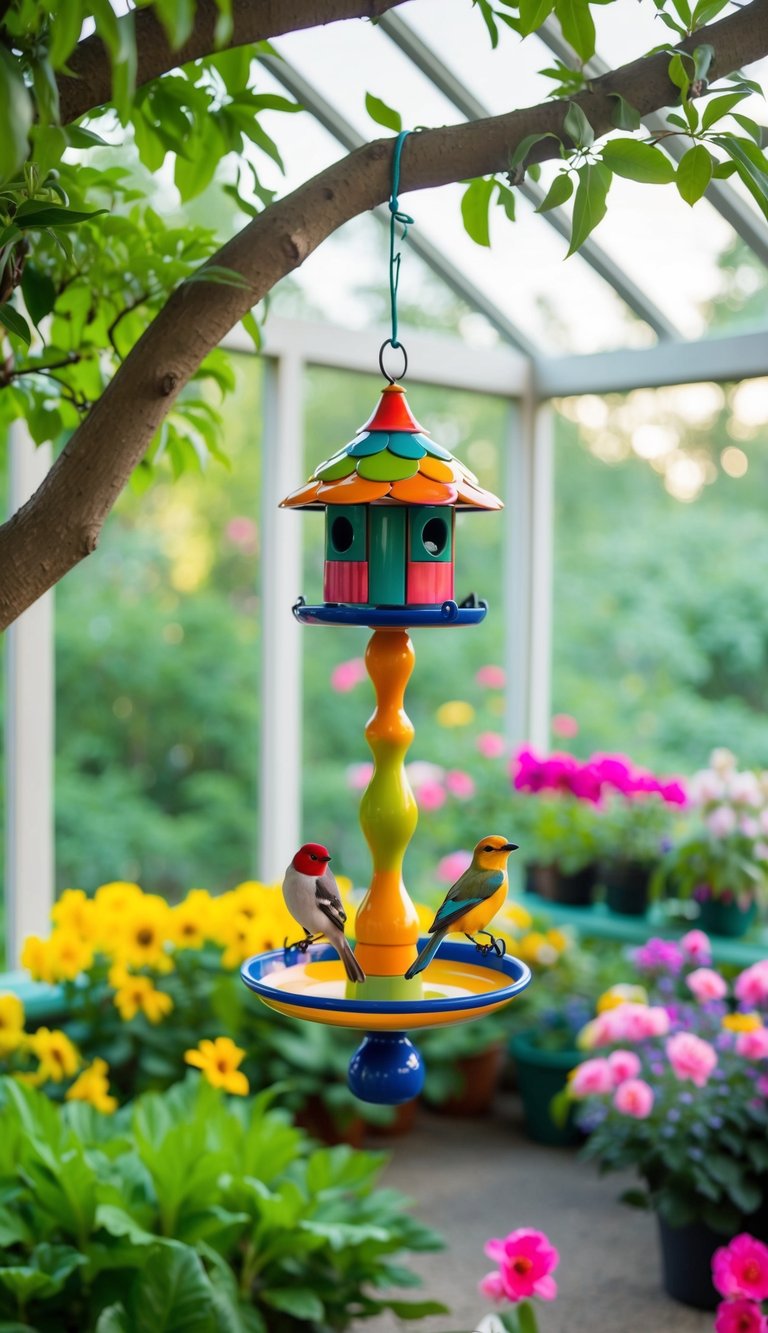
[331,515,355,554]
[422,516,448,557]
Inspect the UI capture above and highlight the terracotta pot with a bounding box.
[294,1096,365,1148]
[438,1044,505,1117]
[366,1098,419,1137]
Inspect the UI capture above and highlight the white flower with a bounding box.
[707,806,737,838]
[727,771,763,807]
[688,769,724,805]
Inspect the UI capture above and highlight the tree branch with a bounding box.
[58,0,412,124]
[2,0,768,629]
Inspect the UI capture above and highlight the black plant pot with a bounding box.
[657,1217,723,1310]
[696,895,757,938]
[603,859,651,917]
[529,862,596,907]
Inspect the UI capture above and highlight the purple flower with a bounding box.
[633,938,684,975]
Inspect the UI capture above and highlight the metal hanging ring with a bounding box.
[378,339,408,384]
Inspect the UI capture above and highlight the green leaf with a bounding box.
[0,50,34,185]
[185,265,251,290]
[90,0,137,122]
[365,93,402,133]
[518,0,555,35]
[676,143,713,204]
[496,182,516,221]
[567,161,611,255]
[21,266,57,329]
[95,1306,130,1333]
[154,0,196,49]
[240,310,261,349]
[517,1301,538,1333]
[692,0,730,23]
[712,159,737,178]
[174,119,224,200]
[125,1243,216,1332]
[474,0,499,49]
[461,177,496,247]
[733,113,765,145]
[13,202,108,228]
[0,304,31,347]
[714,133,768,216]
[49,2,86,67]
[668,52,690,99]
[701,91,750,130]
[384,1300,450,1319]
[535,172,573,212]
[564,102,594,148]
[554,0,595,62]
[608,93,641,132]
[262,1288,325,1321]
[509,131,562,172]
[601,138,675,183]
[693,43,715,83]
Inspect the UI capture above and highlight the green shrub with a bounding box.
[0,1075,445,1331]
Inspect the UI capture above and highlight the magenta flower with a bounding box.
[476,664,506,689]
[633,937,684,975]
[687,967,728,1003]
[607,1049,642,1083]
[713,1235,768,1302]
[551,713,579,738]
[736,963,768,1008]
[445,769,476,800]
[331,658,367,692]
[483,1228,559,1303]
[680,929,712,965]
[659,779,688,806]
[736,1028,768,1060]
[613,1078,654,1119]
[569,1058,614,1098]
[416,781,446,812]
[666,1032,718,1087]
[437,850,473,884]
[477,731,505,759]
[714,1298,767,1333]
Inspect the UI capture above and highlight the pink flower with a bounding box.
[445,769,475,800]
[681,929,712,965]
[476,665,506,689]
[608,1049,642,1083]
[666,1032,718,1087]
[477,731,505,759]
[331,658,367,692]
[226,516,257,549]
[713,1235,768,1301]
[687,968,728,1003]
[478,1270,506,1302]
[758,1075,768,1097]
[585,1003,670,1048]
[552,713,579,738]
[659,779,688,806]
[613,1078,654,1119]
[735,963,768,1008]
[708,806,738,838]
[417,781,446,812]
[736,1028,768,1060]
[714,1299,767,1333]
[729,772,763,807]
[483,1228,559,1303]
[437,850,473,884]
[741,817,760,838]
[346,762,373,791]
[569,1058,614,1098]
[689,769,725,805]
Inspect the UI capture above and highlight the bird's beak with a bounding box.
[323,855,332,862]
[502,843,519,852]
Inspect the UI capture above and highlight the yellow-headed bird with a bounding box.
[404,835,518,979]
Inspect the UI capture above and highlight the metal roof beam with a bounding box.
[258,52,540,357]
[379,10,681,341]
[538,17,768,268]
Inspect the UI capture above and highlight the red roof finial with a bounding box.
[359,384,426,434]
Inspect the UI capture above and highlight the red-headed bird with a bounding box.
[281,841,366,983]
[404,835,518,980]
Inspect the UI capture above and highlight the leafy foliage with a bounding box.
[0,1075,445,1331]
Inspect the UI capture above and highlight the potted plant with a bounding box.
[509,750,603,905]
[597,761,687,917]
[419,1012,509,1116]
[568,932,768,1310]
[651,750,768,936]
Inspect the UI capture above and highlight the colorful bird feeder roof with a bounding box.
[280,384,503,511]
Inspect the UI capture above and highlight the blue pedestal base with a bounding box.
[348,1032,425,1105]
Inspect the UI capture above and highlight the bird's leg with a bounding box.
[475,930,505,957]
[283,931,321,954]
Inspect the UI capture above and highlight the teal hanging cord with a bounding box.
[380,129,413,382]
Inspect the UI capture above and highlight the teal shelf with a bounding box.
[520,893,768,966]
[0,970,66,1021]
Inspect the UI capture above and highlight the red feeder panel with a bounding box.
[406,561,454,605]
[324,561,369,604]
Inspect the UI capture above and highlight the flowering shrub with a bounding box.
[712,1234,768,1333]
[569,933,768,1233]
[474,1227,559,1332]
[653,748,768,907]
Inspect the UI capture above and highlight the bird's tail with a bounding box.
[404,930,446,980]
[336,934,366,984]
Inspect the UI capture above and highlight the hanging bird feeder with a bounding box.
[242,132,531,1104]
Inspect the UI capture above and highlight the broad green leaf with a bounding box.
[21,266,57,328]
[496,182,516,221]
[567,161,611,255]
[509,130,562,172]
[676,143,713,204]
[125,1243,216,1333]
[712,159,737,178]
[701,91,750,130]
[554,0,595,62]
[90,0,137,122]
[154,0,196,49]
[693,43,715,83]
[49,2,85,67]
[733,113,765,145]
[564,101,594,147]
[384,1300,450,1319]
[670,0,692,24]
[0,304,32,347]
[474,0,499,49]
[14,202,108,228]
[262,1288,325,1321]
[174,119,223,199]
[32,125,67,177]
[601,138,675,184]
[365,93,402,133]
[241,310,262,349]
[518,0,555,35]
[535,171,573,211]
[692,0,730,23]
[608,93,641,132]
[185,265,251,290]
[95,1306,130,1333]
[668,52,690,99]
[714,133,768,216]
[0,50,33,185]
[461,177,496,247]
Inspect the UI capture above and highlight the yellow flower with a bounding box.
[114,975,173,1024]
[20,935,57,984]
[546,928,569,954]
[0,994,25,1056]
[185,1036,249,1095]
[29,1028,80,1082]
[435,700,475,728]
[115,895,172,970]
[503,901,533,932]
[51,889,98,941]
[170,890,214,950]
[597,984,648,1013]
[93,882,144,946]
[66,1058,117,1114]
[47,930,94,983]
[517,931,559,966]
[228,882,268,922]
[723,1011,763,1033]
